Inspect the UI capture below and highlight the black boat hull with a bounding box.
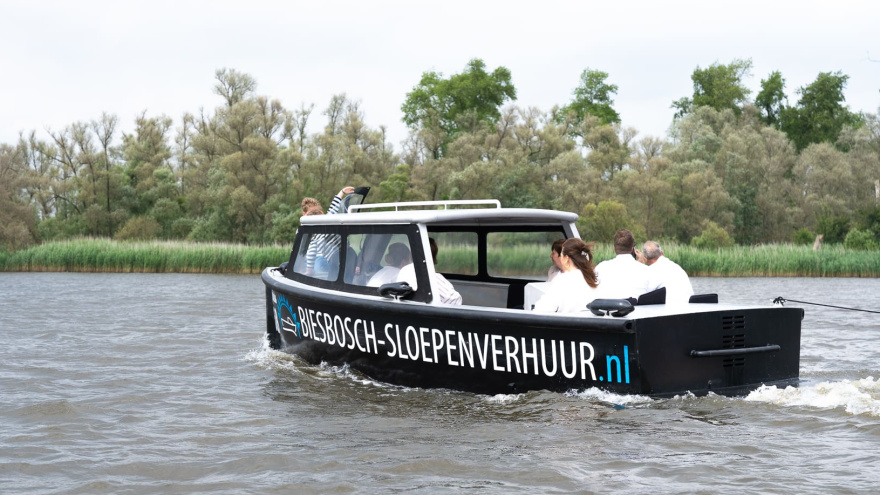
[263,268,801,397]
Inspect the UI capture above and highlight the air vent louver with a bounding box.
[722,315,746,368]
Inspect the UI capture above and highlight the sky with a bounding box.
[1,0,878,151]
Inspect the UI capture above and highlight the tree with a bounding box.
[672,59,753,117]
[401,58,517,156]
[0,143,38,250]
[121,112,174,216]
[214,68,257,108]
[755,71,787,126]
[559,68,620,127]
[578,201,644,244]
[780,71,861,151]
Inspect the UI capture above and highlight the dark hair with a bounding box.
[429,237,438,264]
[387,242,411,266]
[613,229,635,254]
[561,238,598,288]
[551,238,565,255]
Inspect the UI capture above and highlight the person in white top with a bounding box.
[367,242,412,287]
[593,229,650,300]
[643,241,694,304]
[546,238,565,282]
[533,238,600,313]
[397,238,462,305]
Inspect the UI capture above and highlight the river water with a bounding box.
[1,273,879,494]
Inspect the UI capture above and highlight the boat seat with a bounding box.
[689,293,718,303]
[636,287,666,305]
[451,280,509,309]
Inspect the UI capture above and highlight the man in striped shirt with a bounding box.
[305,187,354,276]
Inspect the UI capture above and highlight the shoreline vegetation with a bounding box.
[2,239,880,277]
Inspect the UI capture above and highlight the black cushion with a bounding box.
[689,293,718,304]
[637,287,666,305]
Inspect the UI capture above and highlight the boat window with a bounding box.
[343,233,413,287]
[487,231,565,279]
[291,232,341,281]
[429,232,478,276]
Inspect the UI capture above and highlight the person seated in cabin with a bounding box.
[367,243,412,287]
[397,237,462,305]
[546,238,566,282]
[305,186,354,276]
[643,241,694,304]
[533,238,600,313]
[593,229,650,299]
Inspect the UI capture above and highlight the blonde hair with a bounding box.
[301,197,320,213]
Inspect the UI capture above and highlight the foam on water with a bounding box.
[567,386,655,407]
[745,376,880,416]
[244,338,309,374]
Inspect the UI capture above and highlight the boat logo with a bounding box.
[276,294,301,338]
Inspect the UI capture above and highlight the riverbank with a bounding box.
[0,239,289,274]
[1,239,879,276]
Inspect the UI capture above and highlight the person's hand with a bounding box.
[339,186,355,196]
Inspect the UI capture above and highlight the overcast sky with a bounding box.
[1,0,878,151]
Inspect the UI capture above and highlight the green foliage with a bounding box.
[2,64,878,255]
[401,59,516,155]
[690,221,734,249]
[844,229,877,250]
[755,71,786,126]
[114,216,161,241]
[792,228,815,245]
[578,201,645,244]
[0,144,38,250]
[560,68,620,126]
[780,71,861,151]
[673,59,753,117]
[815,211,850,244]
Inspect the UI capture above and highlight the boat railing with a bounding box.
[349,199,502,213]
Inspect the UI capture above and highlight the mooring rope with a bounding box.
[773,297,880,314]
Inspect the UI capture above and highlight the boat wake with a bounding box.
[567,387,655,408]
[244,338,306,373]
[745,377,880,417]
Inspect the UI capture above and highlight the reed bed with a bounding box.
[0,238,290,274]
[2,239,879,276]
[444,242,880,278]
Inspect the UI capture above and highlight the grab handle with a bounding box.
[689,345,780,358]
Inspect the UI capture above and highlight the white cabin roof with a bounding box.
[301,200,578,227]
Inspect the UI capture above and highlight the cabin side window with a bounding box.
[487,231,565,279]
[343,233,413,287]
[291,232,342,281]
[428,232,478,276]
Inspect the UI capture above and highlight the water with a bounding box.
[1,273,879,494]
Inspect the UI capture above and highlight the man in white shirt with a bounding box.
[397,238,462,305]
[594,229,650,299]
[643,241,694,304]
[367,243,411,287]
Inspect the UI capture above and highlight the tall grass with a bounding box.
[0,238,290,274]
[445,242,880,278]
[2,238,880,276]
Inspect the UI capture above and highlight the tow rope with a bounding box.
[773,297,880,314]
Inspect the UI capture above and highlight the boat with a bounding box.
[261,197,802,397]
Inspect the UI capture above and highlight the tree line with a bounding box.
[1,59,879,252]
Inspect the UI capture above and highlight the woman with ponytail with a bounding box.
[533,238,600,313]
